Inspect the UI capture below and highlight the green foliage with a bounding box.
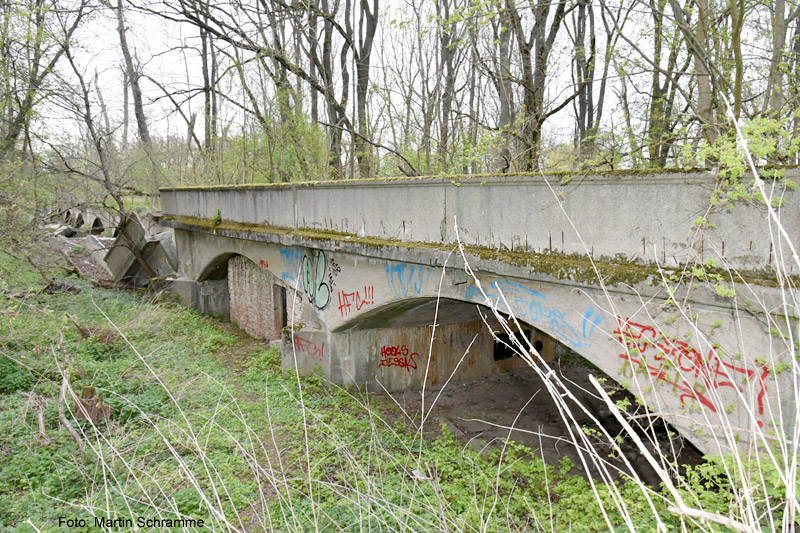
[680,451,800,528]
[700,118,799,208]
[0,356,35,394]
[244,347,280,378]
[0,159,60,277]
[210,208,222,227]
[714,283,736,298]
[0,270,793,531]
[212,114,329,183]
[376,128,506,178]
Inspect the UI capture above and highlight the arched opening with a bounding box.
[90,218,104,235]
[333,298,549,388]
[186,252,237,318]
[198,252,236,281]
[196,254,287,342]
[74,214,84,228]
[334,296,702,483]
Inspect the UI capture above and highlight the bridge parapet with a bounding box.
[161,169,800,275]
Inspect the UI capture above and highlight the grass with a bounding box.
[0,253,690,532]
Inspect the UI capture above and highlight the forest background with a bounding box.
[3,0,800,200]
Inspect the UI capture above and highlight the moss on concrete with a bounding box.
[159,165,799,192]
[159,214,790,289]
[159,167,722,192]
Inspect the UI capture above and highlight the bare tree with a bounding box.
[504,0,575,171]
[115,0,151,146]
[0,0,88,154]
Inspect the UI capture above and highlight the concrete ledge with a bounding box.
[157,213,797,315]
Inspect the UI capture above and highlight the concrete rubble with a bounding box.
[47,209,178,287]
[103,213,177,286]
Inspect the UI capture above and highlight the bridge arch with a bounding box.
[329,296,590,390]
[188,241,612,390]
[90,217,104,235]
[197,251,238,281]
[195,252,290,342]
[181,238,773,456]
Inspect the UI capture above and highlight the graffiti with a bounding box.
[303,249,336,309]
[385,263,433,298]
[379,345,418,372]
[583,307,603,340]
[293,336,325,362]
[281,248,339,310]
[329,257,341,277]
[280,248,304,288]
[614,318,769,426]
[259,260,269,269]
[465,281,601,348]
[338,286,375,317]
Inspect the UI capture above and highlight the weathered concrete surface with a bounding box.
[171,276,230,316]
[158,170,800,456]
[160,169,800,274]
[159,222,794,456]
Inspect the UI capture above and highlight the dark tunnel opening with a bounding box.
[338,297,703,486]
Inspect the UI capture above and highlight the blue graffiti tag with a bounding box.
[280,248,304,289]
[385,263,433,298]
[464,281,603,348]
[583,307,603,340]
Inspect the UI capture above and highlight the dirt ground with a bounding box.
[58,235,115,283]
[387,363,704,486]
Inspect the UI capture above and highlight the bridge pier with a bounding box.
[172,276,230,317]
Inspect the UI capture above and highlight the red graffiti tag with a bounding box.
[338,286,375,317]
[293,336,325,362]
[379,345,418,372]
[259,260,269,269]
[614,318,769,426]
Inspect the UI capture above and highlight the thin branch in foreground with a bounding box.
[17,391,50,446]
[54,334,85,452]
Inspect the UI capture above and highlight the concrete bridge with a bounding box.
[158,169,800,455]
[56,207,118,236]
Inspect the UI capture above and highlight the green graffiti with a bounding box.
[302,250,331,309]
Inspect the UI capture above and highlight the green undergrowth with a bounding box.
[0,255,741,531]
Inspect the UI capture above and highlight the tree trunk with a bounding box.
[116,0,150,146]
[766,0,787,115]
[694,0,715,144]
[354,0,378,179]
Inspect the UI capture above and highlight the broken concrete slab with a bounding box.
[49,234,114,282]
[104,213,177,286]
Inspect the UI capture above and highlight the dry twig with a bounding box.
[54,333,85,451]
[17,391,51,446]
